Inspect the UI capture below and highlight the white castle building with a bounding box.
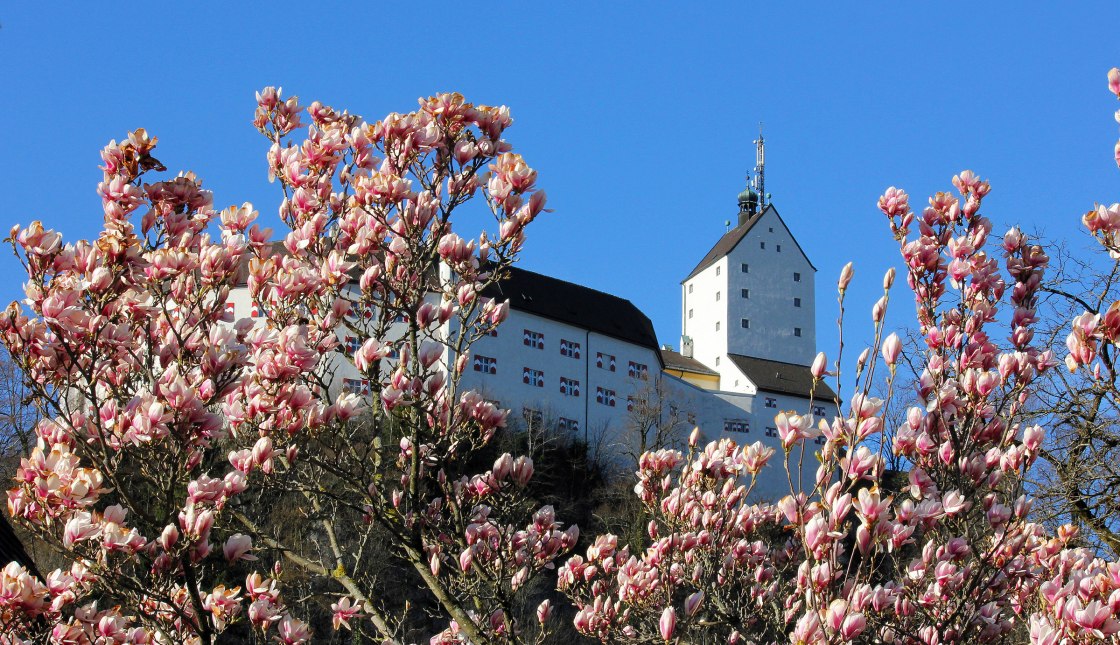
[227,138,832,498]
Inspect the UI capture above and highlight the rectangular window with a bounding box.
[777,244,782,252]
[687,412,696,424]
[251,303,261,318]
[688,309,694,319]
[473,355,498,374]
[224,301,236,316]
[558,417,580,433]
[596,352,616,372]
[742,263,749,273]
[522,407,543,426]
[688,283,694,294]
[813,405,826,418]
[814,436,827,446]
[559,377,581,397]
[794,297,801,307]
[794,272,801,282]
[716,266,721,276]
[742,289,749,298]
[760,241,766,249]
[342,378,371,397]
[715,356,720,366]
[794,328,802,337]
[523,330,544,349]
[523,368,544,387]
[669,404,679,418]
[343,335,361,355]
[766,426,777,438]
[716,291,721,301]
[741,319,750,329]
[715,321,721,331]
[628,361,649,380]
[724,419,750,434]
[764,397,777,408]
[626,395,635,412]
[596,387,617,407]
[560,339,582,359]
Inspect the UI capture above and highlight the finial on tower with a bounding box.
[753,122,766,210]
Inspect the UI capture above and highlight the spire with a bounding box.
[753,123,766,210]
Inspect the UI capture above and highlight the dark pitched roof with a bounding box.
[482,266,662,358]
[682,204,816,282]
[727,353,836,400]
[660,348,718,376]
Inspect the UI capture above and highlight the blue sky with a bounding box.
[1,2,1118,364]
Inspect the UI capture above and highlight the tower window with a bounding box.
[760,241,765,250]
[794,272,801,282]
[688,309,693,319]
[716,266,721,276]
[716,291,721,301]
[741,319,750,329]
[741,263,749,273]
[715,356,720,366]
[794,297,801,307]
[768,227,773,232]
[777,244,782,252]
[794,327,802,337]
[741,289,749,298]
[688,284,693,294]
[716,321,721,331]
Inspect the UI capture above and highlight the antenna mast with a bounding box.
[753,123,766,210]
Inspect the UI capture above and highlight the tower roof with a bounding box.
[682,204,817,282]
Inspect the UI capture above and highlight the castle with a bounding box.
[226,136,831,497]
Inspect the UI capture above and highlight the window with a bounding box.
[522,407,543,426]
[688,309,694,319]
[813,405,826,418]
[628,361,649,380]
[794,272,801,282]
[814,436,827,446]
[715,356,720,366]
[343,335,361,355]
[687,412,696,424]
[596,387,617,407]
[251,303,261,318]
[716,266,721,276]
[742,263,749,273]
[794,328,802,337]
[391,311,408,323]
[765,426,777,438]
[715,291,721,302]
[558,417,580,433]
[760,241,765,250]
[626,396,635,412]
[715,321,721,331]
[224,301,235,316]
[724,419,750,434]
[559,377,581,397]
[764,397,777,408]
[768,227,773,232]
[742,289,750,299]
[688,283,694,294]
[669,404,679,418]
[560,339,582,359]
[473,355,498,374]
[342,378,371,397]
[523,368,544,387]
[523,329,544,349]
[794,297,801,308]
[741,319,750,329]
[777,244,782,252]
[596,352,616,372]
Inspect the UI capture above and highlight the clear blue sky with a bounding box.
[1,2,1118,363]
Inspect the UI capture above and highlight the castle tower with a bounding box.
[679,138,817,392]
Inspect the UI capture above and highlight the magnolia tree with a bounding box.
[0,91,572,644]
[5,71,1120,645]
[557,72,1120,644]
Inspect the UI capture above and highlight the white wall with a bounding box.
[724,209,816,366]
